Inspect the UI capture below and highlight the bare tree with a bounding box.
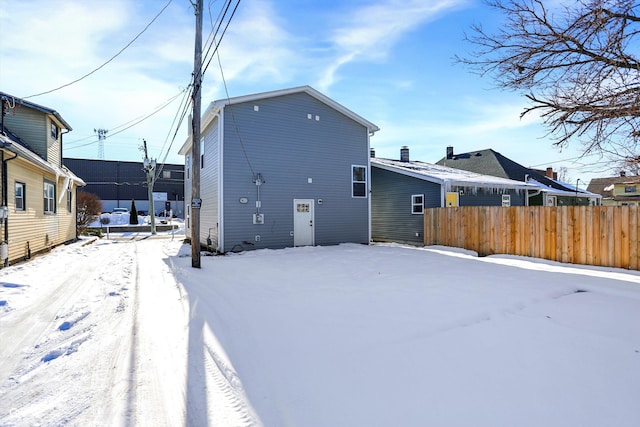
[77,191,103,234]
[458,0,640,166]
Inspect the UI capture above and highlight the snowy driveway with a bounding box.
[1,237,640,426]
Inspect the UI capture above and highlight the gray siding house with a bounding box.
[179,86,379,253]
[371,148,536,245]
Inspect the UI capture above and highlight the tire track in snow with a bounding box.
[201,323,262,427]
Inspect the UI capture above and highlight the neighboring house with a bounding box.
[178,86,379,253]
[0,92,85,266]
[371,147,537,245]
[436,147,601,206]
[64,158,185,217]
[587,173,640,206]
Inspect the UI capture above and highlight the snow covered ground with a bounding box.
[1,231,640,426]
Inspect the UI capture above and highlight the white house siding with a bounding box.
[183,152,192,234]
[220,92,370,252]
[199,115,220,250]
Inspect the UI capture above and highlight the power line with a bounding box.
[154,0,241,179]
[65,88,188,151]
[24,0,173,99]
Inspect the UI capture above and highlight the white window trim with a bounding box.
[67,187,73,212]
[50,121,59,140]
[44,180,56,214]
[15,181,25,211]
[411,194,424,214]
[200,137,205,169]
[352,164,367,198]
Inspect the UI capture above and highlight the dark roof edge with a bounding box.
[0,92,72,131]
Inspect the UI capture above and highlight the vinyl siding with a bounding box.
[47,117,62,166]
[199,115,220,249]
[3,107,48,160]
[184,153,192,233]
[220,92,370,252]
[6,156,78,264]
[371,166,441,245]
[455,186,526,206]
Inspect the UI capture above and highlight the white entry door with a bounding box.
[293,199,315,247]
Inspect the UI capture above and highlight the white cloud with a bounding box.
[207,0,299,86]
[318,0,468,90]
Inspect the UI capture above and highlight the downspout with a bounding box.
[524,175,541,206]
[217,109,224,253]
[2,150,18,267]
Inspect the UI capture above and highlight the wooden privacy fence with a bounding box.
[423,206,639,270]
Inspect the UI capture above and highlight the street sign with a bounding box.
[191,198,202,209]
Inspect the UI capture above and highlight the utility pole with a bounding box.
[191,0,203,268]
[94,128,108,159]
[142,139,157,235]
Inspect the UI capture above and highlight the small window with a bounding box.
[352,165,367,198]
[67,187,72,212]
[51,122,59,140]
[502,194,511,207]
[163,170,171,179]
[15,182,25,211]
[412,194,424,214]
[185,156,191,179]
[44,180,56,214]
[200,137,205,169]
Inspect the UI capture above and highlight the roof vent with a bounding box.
[400,146,409,162]
[446,146,453,160]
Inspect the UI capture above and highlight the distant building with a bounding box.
[436,147,601,206]
[64,158,185,217]
[587,173,640,206]
[371,147,537,245]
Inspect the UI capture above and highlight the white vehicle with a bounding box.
[112,208,129,214]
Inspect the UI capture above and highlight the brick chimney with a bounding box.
[400,146,409,162]
[545,167,553,178]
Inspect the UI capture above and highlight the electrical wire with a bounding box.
[154,0,242,181]
[215,38,255,176]
[24,0,173,99]
[65,89,187,147]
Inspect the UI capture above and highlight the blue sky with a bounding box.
[0,0,614,185]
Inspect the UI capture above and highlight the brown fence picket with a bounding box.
[423,206,640,270]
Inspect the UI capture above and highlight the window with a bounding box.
[411,194,424,214]
[44,180,56,214]
[15,182,25,211]
[352,165,367,198]
[502,194,511,207]
[185,156,191,179]
[163,170,172,179]
[200,137,205,169]
[51,122,59,140]
[67,187,72,212]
